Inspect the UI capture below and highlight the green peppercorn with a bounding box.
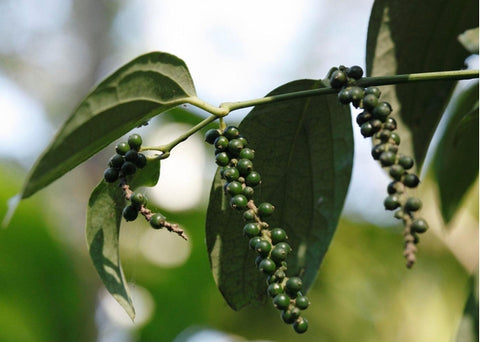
[282,308,300,324]
[204,128,221,144]
[249,236,262,250]
[121,161,137,175]
[356,111,372,126]
[363,93,379,111]
[135,153,147,169]
[225,181,243,196]
[346,65,363,80]
[390,132,401,145]
[267,283,283,297]
[214,136,229,151]
[237,158,254,176]
[286,277,303,294]
[329,69,347,89]
[384,194,401,210]
[387,181,403,195]
[295,295,310,310]
[125,149,138,163]
[258,258,277,275]
[255,239,272,257]
[350,86,365,107]
[150,213,166,229]
[293,317,309,334]
[389,164,405,181]
[128,134,142,151]
[104,167,119,183]
[377,129,392,142]
[271,246,288,264]
[365,86,381,98]
[131,192,147,208]
[245,171,261,186]
[337,87,352,104]
[394,209,405,220]
[215,152,230,166]
[360,122,374,137]
[239,148,255,160]
[258,202,275,218]
[275,242,292,254]
[384,117,397,131]
[237,136,248,147]
[371,144,384,160]
[379,151,397,167]
[242,186,255,199]
[405,197,422,212]
[223,126,240,140]
[403,173,420,188]
[271,228,287,244]
[227,139,244,156]
[223,167,240,182]
[372,102,392,121]
[230,194,248,210]
[243,222,261,238]
[371,119,383,133]
[243,209,256,221]
[411,218,429,233]
[108,154,125,169]
[122,205,138,221]
[399,155,414,170]
[273,293,291,310]
[115,142,130,155]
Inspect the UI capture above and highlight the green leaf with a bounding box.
[21,51,195,199]
[458,27,479,54]
[366,0,478,169]
[433,82,479,223]
[206,79,354,310]
[86,157,161,319]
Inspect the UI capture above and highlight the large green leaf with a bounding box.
[206,79,354,310]
[366,0,478,169]
[21,52,195,199]
[86,157,160,319]
[433,82,479,223]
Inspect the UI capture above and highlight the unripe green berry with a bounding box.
[282,308,300,324]
[109,154,125,169]
[204,128,221,144]
[371,119,383,133]
[377,129,392,142]
[267,283,283,297]
[214,136,229,151]
[372,102,392,121]
[273,293,291,310]
[403,173,420,188]
[135,153,147,169]
[295,295,310,310]
[125,149,138,163]
[258,202,275,218]
[363,93,379,111]
[371,144,384,160]
[271,228,287,244]
[243,222,261,238]
[243,209,256,221]
[293,317,309,334]
[225,181,243,196]
[384,194,401,210]
[390,132,401,145]
[384,117,397,131]
[337,87,352,104]
[356,111,372,126]
[128,134,142,151]
[379,151,397,167]
[286,277,303,294]
[399,155,414,170]
[365,86,381,98]
[237,136,248,147]
[258,258,276,275]
[230,194,248,210]
[122,205,138,221]
[350,86,365,107]
[150,213,166,229]
[131,192,147,208]
[223,167,240,181]
[242,186,255,199]
[115,142,130,155]
[239,148,255,160]
[223,126,240,140]
[227,139,244,156]
[245,171,261,186]
[405,197,422,212]
[255,239,272,257]
[271,246,288,263]
[389,164,405,181]
[104,167,119,183]
[249,236,262,250]
[121,161,137,175]
[360,122,374,137]
[411,218,429,233]
[394,209,405,220]
[346,65,364,80]
[237,158,254,176]
[329,69,347,88]
[215,152,230,166]
[275,242,292,254]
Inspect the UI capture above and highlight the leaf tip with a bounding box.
[1,194,21,228]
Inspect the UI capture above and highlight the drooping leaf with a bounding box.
[433,82,479,223]
[206,79,354,310]
[21,52,195,199]
[86,157,161,319]
[366,0,478,169]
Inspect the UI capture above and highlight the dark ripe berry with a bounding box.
[109,154,125,169]
[121,161,137,175]
[371,144,384,160]
[405,197,422,212]
[389,164,405,181]
[387,181,403,195]
[255,239,272,257]
[384,194,401,210]
[150,213,166,229]
[337,87,352,104]
[230,194,248,210]
[282,309,299,324]
[273,293,291,310]
[346,65,364,80]
[239,148,255,160]
[245,171,261,186]
[115,142,130,155]
[360,122,374,137]
[329,69,347,89]
[258,202,275,218]
[295,296,310,310]
[371,119,383,133]
[249,236,262,250]
[204,128,221,144]
[242,186,255,199]
[390,132,401,145]
[228,139,244,156]
[363,93,379,111]
[350,86,365,107]
[403,173,420,188]
[237,158,254,176]
[128,134,142,151]
[225,181,243,196]
[214,136,229,151]
[258,258,276,275]
[125,150,139,163]
[223,167,240,182]
[293,317,309,334]
[271,246,288,263]
[104,167,119,183]
[399,155,414,170]
[215,152,230,166]
[411,218,429,233]
[384,117,397,131]
[356,111,372,126]
[365,86,381,98]
[275,242,292,254]
[223,126,240,140]
[243,209,256,221]
[267,283,283,297]
[377,129,392,142]
[271,228,287,244]
[394,209,405,220]
[286,277,303,293]
[131,192,147,208]
[122,205,138,221]
[379,151,396,167]
[135,153,147,169]
[274,269,286,281]
[237,136,248,147]
[243,222,261,238]
[372,102,392,121]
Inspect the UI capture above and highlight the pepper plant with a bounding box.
[4,0,478,335]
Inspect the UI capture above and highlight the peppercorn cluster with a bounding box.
[205,126,309,334]
[102,133,180,234]
[329,65,429,268]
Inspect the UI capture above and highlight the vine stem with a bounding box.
[143,69,478,156]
